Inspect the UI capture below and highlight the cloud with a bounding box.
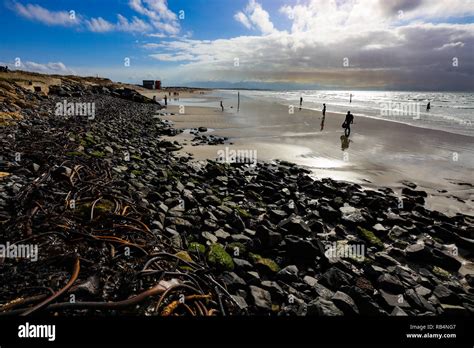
[117,14,152,32]
[235,0,276,35]
[86,17,115,32]
[128,0,179,35]
[435,41,466,50]
[148,11,474,90]
[378,0,474,19]
[234,11,252,30]
[2,60,76,75]
[9,0,179,35]
[149,53,198,62]
[147,32,167,38]
[378,0,425,17]
[10,2,79,26]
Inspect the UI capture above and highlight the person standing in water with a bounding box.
[350,94,353,103]
[426,102,431,111]
[164,95,167,106]
[343,111,354,136]
[220,101,224,112]
[300,97,303,107]
[322,103,326,117]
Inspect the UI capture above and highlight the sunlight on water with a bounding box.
[222,90,474,137]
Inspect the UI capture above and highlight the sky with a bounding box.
[1,0,473,90]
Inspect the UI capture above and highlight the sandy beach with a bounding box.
[153,91,474,216]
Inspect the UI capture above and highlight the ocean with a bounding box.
[219,90,474,137]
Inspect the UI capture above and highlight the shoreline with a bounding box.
[153,92,473,217]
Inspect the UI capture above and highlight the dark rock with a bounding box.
[391,307,408,316]
[307,298,343,316]
[433,285,460,305]
[440,303,469,315]
[268,209,287,223]
[214,229,231,240]
[389,225,408,238]
[303,275,318,288]
[234,258,253,270]
[201,231,218,244]
[402,187,427,198]
[374,252,400,267]
[220,272,246,290]
[332,291,359,315]
[405,243,431,261]
[465,274,474,287]
[339,205,366,225]
[405,289,436,313]
[379,290,410,308]
[307,219,324,234]
[256,225,282,248]
[319,204,340,221]
[260,281,286,300]
[277,265,299,282]
[231,295,248,310]
[348,287,387,315]
[249,285,272,311]
[377,273,405,294]
[278,215,312,236]
[415,285,432,297]
[320,267,354,290]
[284,235,320,261]
[431,248,462,272]
[245,271,261,284]
[307,283,333,302]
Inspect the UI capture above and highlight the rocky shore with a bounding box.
[0,77,473,316]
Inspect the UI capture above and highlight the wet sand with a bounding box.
[153,92,474,216]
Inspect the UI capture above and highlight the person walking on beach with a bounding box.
[164,95,167,106]
[342,111,354,136]
[322,103,326,117]
[426,102,431,112]
[300,97,303,107]
[220,101,224,112]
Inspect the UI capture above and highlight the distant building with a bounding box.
[143,80,155,89]
[143,80,162,90]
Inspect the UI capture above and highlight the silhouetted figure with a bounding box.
[350,94,353,103]
[164,95,167,106]
[342,111,354,136]
[300,97,303,107]
[426,102,431,112]
[322,103,326,117]
[220,101,224,111]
